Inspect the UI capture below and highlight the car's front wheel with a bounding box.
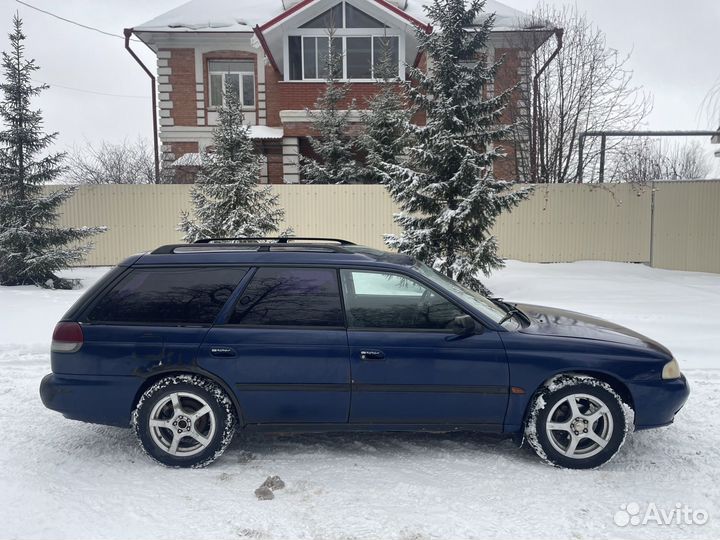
[524,374,632,469]
[132,375,236,468]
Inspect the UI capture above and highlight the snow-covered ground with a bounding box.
[0,261,718,540]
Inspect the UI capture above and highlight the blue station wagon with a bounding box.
[40,238,689,469]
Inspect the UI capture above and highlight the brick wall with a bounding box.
[266,65,391,127]
[494,48,523,125]
[163,48,198,127]
[258,140,284,184]
[493,141,518,181]
[162,141,199,184]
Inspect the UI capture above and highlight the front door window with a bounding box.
[340,270,465,330]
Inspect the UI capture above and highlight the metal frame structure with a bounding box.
[578,130,720,183]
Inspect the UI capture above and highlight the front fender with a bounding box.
[499,333,670,433]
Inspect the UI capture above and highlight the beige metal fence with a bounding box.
[651,181,720,274]
[49,181,720,273]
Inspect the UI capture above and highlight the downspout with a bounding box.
[123,28,160,183]
[530,28,563,183]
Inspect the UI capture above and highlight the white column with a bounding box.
[282,137,300,184]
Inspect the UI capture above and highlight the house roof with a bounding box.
[133,0,546,34]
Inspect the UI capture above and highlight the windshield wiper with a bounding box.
[490,297,511,310]
[491,297,531,326]
[498,308,524,325]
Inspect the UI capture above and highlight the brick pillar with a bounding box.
[282,137,300,184]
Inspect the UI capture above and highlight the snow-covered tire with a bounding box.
[132,375,236,468]
[524,374,633,469]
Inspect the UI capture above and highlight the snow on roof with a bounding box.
[134,0,283,33]
[171,126,285,167]
[171,152,202,167]
[133,0,544,34]
[248,125,285,139]
[405,0,540,31]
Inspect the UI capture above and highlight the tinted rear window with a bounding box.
[229,267,344,327]
[87,267,247,325]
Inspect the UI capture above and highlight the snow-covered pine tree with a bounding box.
[382,0,532,293]
[179,79,288,242]
[301,29,371,184]
[360,36,412,183]
[0,14,104,289]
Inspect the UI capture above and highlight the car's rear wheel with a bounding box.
[524,375,632,469]
[132,375,236,468]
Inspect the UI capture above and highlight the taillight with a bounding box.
[51,322,84,353]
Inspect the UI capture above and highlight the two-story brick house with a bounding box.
[128,0,556,184]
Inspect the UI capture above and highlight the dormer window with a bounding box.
[286,1,403,82]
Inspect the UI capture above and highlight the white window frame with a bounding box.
[283,1,405,83]
[208,61,256,109]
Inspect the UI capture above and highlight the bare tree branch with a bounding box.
[64,138,156,184]
[519,4,653,183]
[609,139,713,185]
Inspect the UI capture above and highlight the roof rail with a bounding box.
[150,239,357,255]
[193,237,356,245]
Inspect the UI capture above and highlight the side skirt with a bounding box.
[240,423,505,434]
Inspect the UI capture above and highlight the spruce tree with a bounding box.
[382,0,532,293]
[301,32,371,184]
[179,80,288,242]
[0,14,103,289]
[360,36,412,182]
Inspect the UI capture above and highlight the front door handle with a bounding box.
[360,350,385,361]
[210,346,236,358]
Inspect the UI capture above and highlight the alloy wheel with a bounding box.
[544,392,614,459]
[148,391,216,457]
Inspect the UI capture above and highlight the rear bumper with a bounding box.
[40,373,141,427]
[630,374,690,430]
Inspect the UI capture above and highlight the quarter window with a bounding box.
[340,270,466,330]
[87,267,248,325]
[209,60,255,108]
[229,268,344,327]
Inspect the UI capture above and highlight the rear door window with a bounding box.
[228,267,344,327]
[86,267,248,325]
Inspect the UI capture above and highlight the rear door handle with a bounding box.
[210,346,236,358]
[360,350,385,361]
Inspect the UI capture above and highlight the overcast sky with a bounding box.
[0,0,718,170]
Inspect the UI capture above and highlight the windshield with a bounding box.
[414,262,509,325]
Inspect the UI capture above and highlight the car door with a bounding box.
[200,266,351,425]
[340,269,509,427]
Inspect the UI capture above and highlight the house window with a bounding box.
[345,3,386,28]
[287,1,401,81]
[302,36,343,79]
[300,3,344,29]
[208,60,255,108]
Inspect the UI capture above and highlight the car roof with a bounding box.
[129,239,417,270]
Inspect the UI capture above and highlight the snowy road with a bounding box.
[0,262,718,540]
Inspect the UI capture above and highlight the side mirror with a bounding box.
[452,315,476,336]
